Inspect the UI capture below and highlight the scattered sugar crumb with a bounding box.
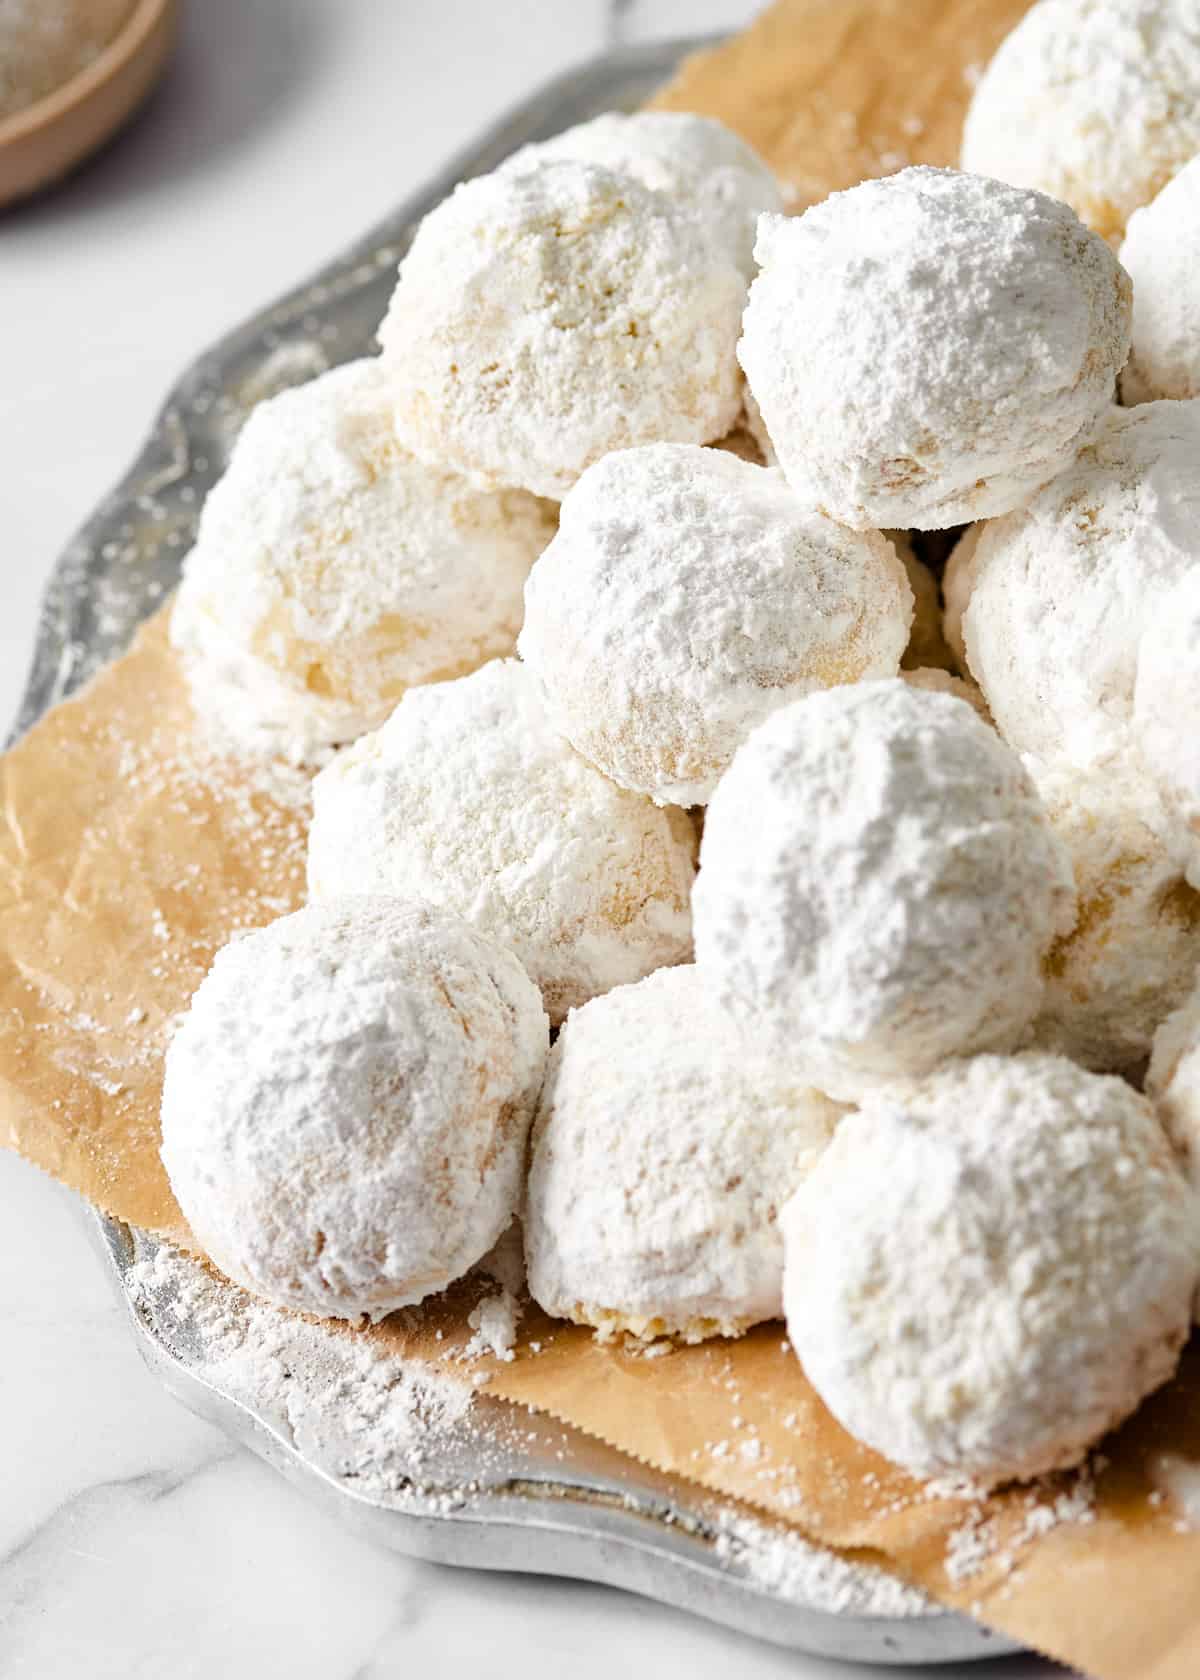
[945,1513,997,1585]
[925,1474,989,1503]
[942,1466,1097,1587]
[712,1510,933,1619]
[463,1288,522,1363]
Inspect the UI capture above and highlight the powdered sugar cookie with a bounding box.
[961,0,1200,244]
[307,659,697,1025]
[518,444,912,807]
[501,110,783,278]
[1149,987,1200,1191]
[1134,569,1200,886]
[379,160,745,499]
[692,680,1075,1100]
[901,665,990,723]
[962,403,1200,774]
[738,168,1130,530]
[784,1053,1199,1484]
[742,389,778,467]
[710,420,768,467]
[160,898,549,1321]
[1121,157,1200,403]
[526,965,841,1343]
[941,523,983,676]
[171,360,555,761]
[1032,765,1200,1074]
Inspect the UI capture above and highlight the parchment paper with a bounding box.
[6,5,1200,1675]
[0,608,307,1241]
[651,0,1033,206]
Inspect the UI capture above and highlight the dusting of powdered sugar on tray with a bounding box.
[711,1513,932,1619]
[125,1239,938,1619]
[127,1240,477,1500]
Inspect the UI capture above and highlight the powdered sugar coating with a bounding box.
[1032,764,1200,1074]
[742,389,778,467]
[902,665,990,723]
[1134,570,1200,886]
[942,524,983,676]
[961,0,1200,244]
[518,444,912,807]
[500,110,783,278]
[709,417,768,467]
[738,168,1130,530]
[379,160,745,499]
[692,680,1075,1100]
[526,965,842,1342]
[962,402,1200,773]
[171,360,556,760]
[1149,987,1200,1192]
[783,1053,1200,1484]
[1121,158,1200,402]
[160,898,549,1321]
[306,660,696,1025]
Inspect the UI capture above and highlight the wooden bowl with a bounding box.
[0,0,178,209]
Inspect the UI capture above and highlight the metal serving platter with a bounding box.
[18,36,1019,1665]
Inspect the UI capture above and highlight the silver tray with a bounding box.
[18,37,1020,1667]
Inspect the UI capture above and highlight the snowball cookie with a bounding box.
[500,111,783,279]
[737,168,1131,531]
[171,360,556,759]
[1135,570,1200,884]
[961,0,1200,245]
[160,898,549,1321]
[379,160,745,500]
[741,389,778,468]
[518,445,913,807]
[902,665,991,724]
[1121,158,1200,403]
[1149,987,1200,1190]
[307,660,697,1025]
[709,420,767,467]
[783,1054,1199,1485]
[962,402,1200,773]
[526,965,842,1343]
[1032,765,1200,1075]
[888,532,956,674]
[692,680,1075,1101]
[941,523,983,676]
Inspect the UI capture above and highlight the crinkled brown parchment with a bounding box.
[7,6,1200,1676]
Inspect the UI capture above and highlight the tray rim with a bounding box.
[15,33,1023,1670]
[96,1212,1020,1668]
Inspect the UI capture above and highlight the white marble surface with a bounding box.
[0,4,1062,1676]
